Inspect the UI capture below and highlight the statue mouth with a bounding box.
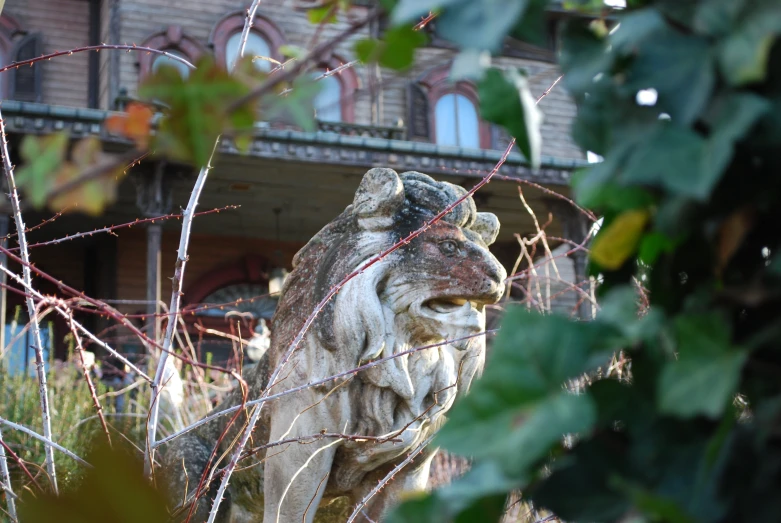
[423,297,482,315]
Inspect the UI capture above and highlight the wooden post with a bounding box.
[135,165,171,345]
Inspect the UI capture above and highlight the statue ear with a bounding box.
[353,168,404,230]
[472,212,500,246]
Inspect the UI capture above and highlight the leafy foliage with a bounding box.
[15,134,127,216]
[138,55,258,166]
[385,0,781,521]
[355,25,428,70]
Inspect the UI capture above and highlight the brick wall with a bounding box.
[4,0,90,108]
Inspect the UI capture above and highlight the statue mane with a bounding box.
[268,170,498,372]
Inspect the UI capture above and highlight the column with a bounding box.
[135,165,172,344]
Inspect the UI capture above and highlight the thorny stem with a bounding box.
[144,138,221,479]
[0,44,194,75]
[17,205,239,251]
[0,416,90,467]
[68,312,112,445]
[346,435,435,523]
[0,107,58,492]
[0,428,16,522]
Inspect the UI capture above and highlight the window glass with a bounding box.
[435,93,479,148]
[310,72,342,122]
[151,50,191,78]
[226,31,272,72]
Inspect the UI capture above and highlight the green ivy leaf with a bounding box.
[478,68,541,168]
[559,19,614,97]
[15,133,70,208]
[509,0,549,46]
[717,3,781,85]
[622,123,715,200]
[308,4,337,24]
[139,55,257,166]
[355,25,428,70]
[658,314,747,418]
[392,0,529,52]
[437,310,620,476]
[625,26,715,125]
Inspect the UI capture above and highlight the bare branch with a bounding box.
[0,106,58,492]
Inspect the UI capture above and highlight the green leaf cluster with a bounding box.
[387,0,781,521]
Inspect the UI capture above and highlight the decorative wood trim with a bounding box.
[137,25,205,78]
[184,254,271,306]
[209,9,286,70]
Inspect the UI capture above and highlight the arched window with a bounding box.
[182,255,287,365]
[138,25,203,79]
[434,93,480,148]
[410,63,491,149]
[151,49,192,79]
[225,31,273,72]
[310,71,342,122]
[210,11,286,71]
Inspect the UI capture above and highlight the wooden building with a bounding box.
[0,0,590,368]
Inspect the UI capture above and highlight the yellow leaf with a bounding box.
[590,209,650,270]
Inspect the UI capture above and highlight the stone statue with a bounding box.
[163,169,506,522]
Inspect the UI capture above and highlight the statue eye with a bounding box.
[438,240,459,256]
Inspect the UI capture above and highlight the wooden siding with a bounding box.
[4,0,90,108]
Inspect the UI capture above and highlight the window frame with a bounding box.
[209,11,286,71]
[138,25,204,79]
[308,53,359,124]
[420,65,491,149]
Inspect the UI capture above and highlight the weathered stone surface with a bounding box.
[162,168,506,522]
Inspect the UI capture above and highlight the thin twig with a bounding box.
[0,428,17,522]
[17,205,239,251]
[0,417,90,467]
[145,138,221,479]
[0,107,58,492]
[67,311,112,445]
[0,44,194,74]
[346,435,435,523]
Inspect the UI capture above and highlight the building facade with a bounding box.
[0,0,590,367]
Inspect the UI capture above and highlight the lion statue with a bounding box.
[163,168,506,522]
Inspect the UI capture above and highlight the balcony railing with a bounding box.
[316,121,407,141]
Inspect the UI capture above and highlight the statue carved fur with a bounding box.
[163,169,506,522]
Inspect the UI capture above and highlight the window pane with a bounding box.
[435,94,458,146]
[436,93,480,148]
[311,72,342,122]
[456,94,479,148]
[226,32,272,72]
[151,50,191,79]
